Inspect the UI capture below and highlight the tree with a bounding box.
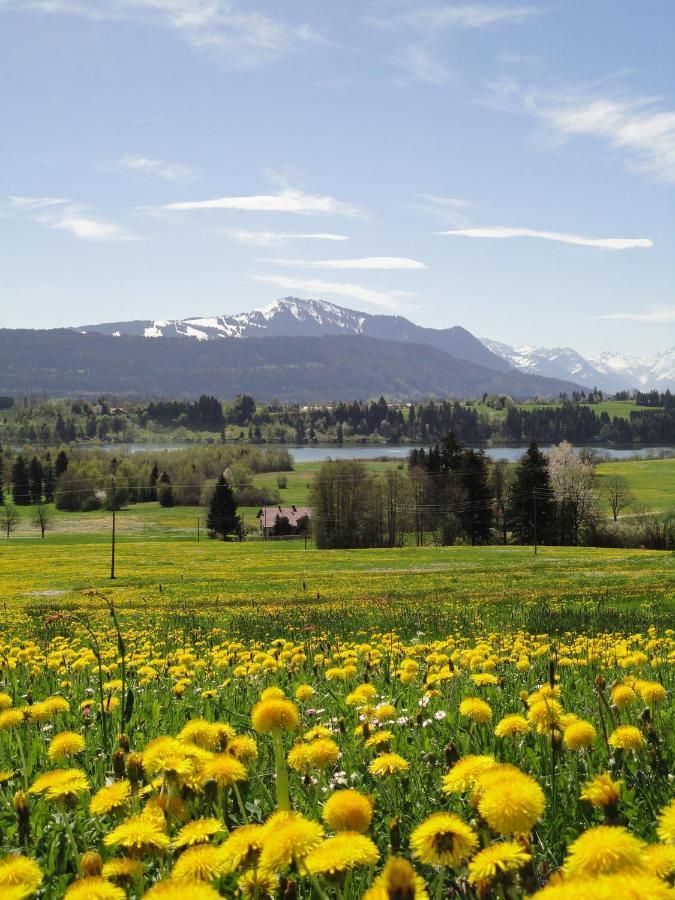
[0,448,4,506]
[157,471,174,508]
[548,441,596,545]
[311,460,370,549]
[1,501,19,538]
[604,474,634,522]
[43,455,55,503]
[490,459,514,545]
[509,443,556,545]
[32,503,53,539]
[28,456,43,504]
[231,395,256,426]
[11,455,31,505]
[55,449,69,477]
[206,475,240,540]
[458,449,493,545]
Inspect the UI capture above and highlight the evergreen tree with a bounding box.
[43,453,55,503]
[157,471,173,508]
[206,475,240,540]
[509,443,556,545]
[11,455,31,505]
[28,456,43,504]
[149,462,159,501]
[0,448,4,505]
[458,449,493,545]
[55,450,69,477]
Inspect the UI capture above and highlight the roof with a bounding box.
[257,505,313,527]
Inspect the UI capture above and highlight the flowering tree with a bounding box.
[548,441,596,545]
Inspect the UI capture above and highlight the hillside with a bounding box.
[0,328,583,401]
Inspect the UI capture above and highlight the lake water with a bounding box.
[85,442,674,463]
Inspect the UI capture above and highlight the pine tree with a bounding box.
[206,475,240,541]
[28,456,43,504]
[458,449,493,545]
[509,443,556,545]
[149,462,159,501]
[55,450,69,477]
[11,455,31,505]
[43,453,55,503]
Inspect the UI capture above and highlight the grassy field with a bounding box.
[596,458,675,512]
[471,399,645,421]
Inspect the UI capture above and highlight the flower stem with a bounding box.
[271,727,290,811]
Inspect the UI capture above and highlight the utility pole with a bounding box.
[110,457,118,579]
[533,488,538,556]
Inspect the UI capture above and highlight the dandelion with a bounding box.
[216,824,264,872]
[48,731,85,762]
[304,832,380,875]
[0,710,24,730]
[103,812,171,856]
[227,735,258,764]
[363,857,429,900]
[173,818,224,849]
[29,768,89,803]
[258,811,324,873]
[610,684,637,710]
[580,773,623,808]
[295,684,315,701]
[563,825,646,877]
[410,812,478,867]
[89,780,131,816]
[0,854,42,893]
[171,843,229,882]
[63,876,126,899]
[442,755,496,794]
[643,844,675,879]
[369,753,409,777]
[307,737,340,770]
[657,799,675,844]
[467,841,531,886]
[251,699,299,734]
[476,768,546,835]
[608,725,644,751]
[459,697,493,724]
[635,681,667,706]
[101,858,143,883]
[527,699,563,734]
[323,789,374,833]
[530,872,672,899]
[144,880,222,899]
[287,742,312,775]
[238,868,278,899]
[494,715,530,738]
[199,753,247,789]
[563,720,596,751]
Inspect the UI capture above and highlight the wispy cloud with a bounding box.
[252,275,413,309]
[367,4,539,30]
[163,188,364,217]
[413,193,471,226]
[396,45,452,85]
[437,226,653,250]
[118,155,196,181]
[7,195,141,242]
[3,1,321,65]
[593,306,675,323]
[270,257,427,270]
[228,230,349,247]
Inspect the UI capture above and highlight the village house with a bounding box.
[257,505,313,538]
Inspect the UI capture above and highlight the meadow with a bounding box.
[0,527,673,898]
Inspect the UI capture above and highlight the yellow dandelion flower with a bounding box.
[610,684,637,710]
[143,880,221,899]
[251,699,300,734]
[494,715,530,739]
[238,868,278,899]
[260,687,286,700]
[580,773,622,808]
[63,876,125,899]
[564,825,646,877]
[410,812,478,867]
[643,844,675,879]
[216,824,265,873]
[258,811,324,873]
[90,780,131,816]
[459,697,493,724]
[227,735,258,764]
[304,832,380,875]
[173,818,224,849]
[527,699,563,734]
[304,725,333,741]
[369,753,409,777]
[472,673,499,686]
[199,753,247,789]
[0,693,12,711]
[295,684,315,701]
[179,719,235,751]
[657,799,675,844]
[29,768,89,803]
[47,731,85,762]
[287,743,312,774]
[442,755,496,794]
[531,872,672,899]
[307,737,340,770]
[323,789,374,834]
[563,720,596,751]
[103,812,171,856]
[476,769,546,835]
[608,726,644,751]
[0,710,24,730]
[0,854,42,893]
[363,857,429,900]
[635,681,667,706]
[171,843,228,882]
[467,841,531,885]
[101,858,143,882]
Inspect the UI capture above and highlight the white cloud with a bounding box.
[252,275,413,309]
[397,45,452,85]
[3,0,321,64]
[228,229,349,247]
[593,306,675,323]
[118,155,196,181]
[413,193,471,226]
[271,257,427,270]
[163,188,364,217]
[7,195,140,241]
[368,4,538,30]
[437,226,653,250]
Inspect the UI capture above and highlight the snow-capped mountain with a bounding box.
[482,339,675,392]
[80,297,512,373]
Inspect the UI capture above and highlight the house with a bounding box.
[257,505,313,537]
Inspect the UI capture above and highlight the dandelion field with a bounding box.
[0,537,673,898]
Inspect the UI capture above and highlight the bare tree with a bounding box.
[603,474,634,521]
[1,502,20,539]
[490,459,514,545]
[548,441,597,545]
[32,503,54,539]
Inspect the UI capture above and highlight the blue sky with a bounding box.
[2,0,674,356]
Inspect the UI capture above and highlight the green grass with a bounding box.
[596,458,675,512]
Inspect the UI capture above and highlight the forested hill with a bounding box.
[0,329,584,401]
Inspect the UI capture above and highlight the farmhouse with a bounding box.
[257,505,312,537]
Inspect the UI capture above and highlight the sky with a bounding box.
[1,0,675,357]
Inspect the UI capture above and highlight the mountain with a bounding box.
[482,339,675,393]
[0,329,584,402]
[80,297,512,373]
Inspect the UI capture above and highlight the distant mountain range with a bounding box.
[482,338,675,393]
[0,297,669,400]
